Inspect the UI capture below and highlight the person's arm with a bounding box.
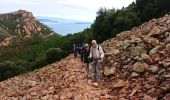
[99,46,104,59]
[89,47,92,58]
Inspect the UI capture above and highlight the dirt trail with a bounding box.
[0,54,110,100]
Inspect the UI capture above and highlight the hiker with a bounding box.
[73,44,78,58]
[77,44,81,55]
[83,43,91,75]
[89,40,104,84]
[80,43,85,61]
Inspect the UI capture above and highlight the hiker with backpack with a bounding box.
[83,43,91,76]
[88,40,104,84]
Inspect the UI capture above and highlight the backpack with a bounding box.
[97,45,105,53]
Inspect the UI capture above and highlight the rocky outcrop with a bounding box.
[101,14,170,99]
[0,10,55,37]
[0,37,13,46]
[11,10,33,18]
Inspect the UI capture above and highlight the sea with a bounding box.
[37,16,92,36]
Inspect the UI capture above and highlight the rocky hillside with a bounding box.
[101,14,170,99]
[0,10,55,38]
[0,14,170,99]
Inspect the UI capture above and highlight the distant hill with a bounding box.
[0,10,57,37]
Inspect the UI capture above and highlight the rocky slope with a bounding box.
[0,14,170,99]
[101,14,170,99]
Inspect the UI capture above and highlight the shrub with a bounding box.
[46,48,64,63]
[0,61,17,81]
[33,56,47,69]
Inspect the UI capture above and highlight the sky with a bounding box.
[0,0,135,22]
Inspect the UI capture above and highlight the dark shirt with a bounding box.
[83,49,90,63]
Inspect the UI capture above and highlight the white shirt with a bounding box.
[89,45,104,59]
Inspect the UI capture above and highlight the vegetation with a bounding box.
[92,0,170,43]
[0,0,170,81]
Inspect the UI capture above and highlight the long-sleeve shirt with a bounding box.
[89,45,104,59]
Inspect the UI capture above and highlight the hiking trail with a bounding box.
[0,54,111,99]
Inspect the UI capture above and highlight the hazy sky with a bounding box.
[0,0,135,22]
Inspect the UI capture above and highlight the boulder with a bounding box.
[110,49,120,55]
[166,43,170,52]
[149,45,162,56]
[162,59,170,67]
[148,38,160,47]
[103,67,116,77]
[149,65,159,73]
[163,93,170,100]
[145,26,161,39]
[132,62,148,73]
[112,79,126,89]
[130,46,143,56]
[131,72,140,78]
[143,94,157,100]
[141,53,153,63]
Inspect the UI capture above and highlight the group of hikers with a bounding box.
[73,40,104,85]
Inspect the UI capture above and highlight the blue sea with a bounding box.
[43,22,91,35]
[37,16,92,36]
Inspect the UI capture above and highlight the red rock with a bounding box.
[143,94,157,100]
[53,95,59,99]
[100,96,109,100]
[148,38,160,47]
[141,53,153,64]
[148,77,158,85]
[91,82,99,88]
[152,53,161,63]
[132,62,148,73]
[149,65,159,73]
[147,88,160,97]
[103,67,116,77]
[143,84,152,89]
[100,90,108,96]
[113,79,126,89]
[166,43,170,51]
[163,93,170,100]
[162,59,170,67]
[119,97,127,100]
[131,72,140,78]
[109,96,117,100]
[149,45,162,56]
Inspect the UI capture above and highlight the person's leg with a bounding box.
[74,52,76,58]
[88,62,95,80]
[95,62,101,83]
[75,51,77,57]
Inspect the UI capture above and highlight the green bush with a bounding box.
[46,48,65,63]
[33,56,47,69]
[0,61,17,81]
